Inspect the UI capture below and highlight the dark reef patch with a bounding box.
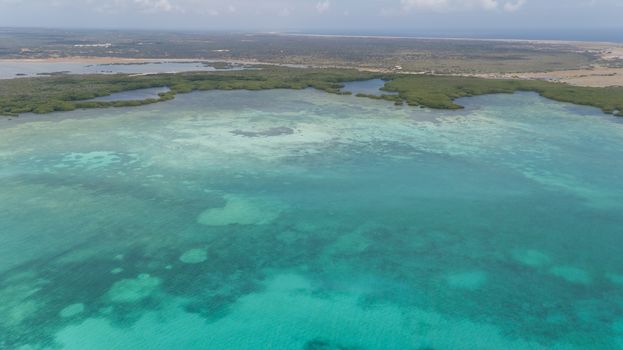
[231,127,295,137]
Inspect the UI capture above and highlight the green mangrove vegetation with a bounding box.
[0,68,370,116]
[0,67,621,117]
[384,75,623,115]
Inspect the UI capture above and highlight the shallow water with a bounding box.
[0,60,248,79]
[1,90,622,349]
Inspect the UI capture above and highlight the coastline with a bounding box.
[1,67,621,117]
[2,56,622,88]
[2,46,621,88]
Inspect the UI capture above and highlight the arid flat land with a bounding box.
[464,40,623,87]
[2,28,622,87]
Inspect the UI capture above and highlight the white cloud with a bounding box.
[478,0,498,10]
[401,0,526,12]
[316,0,330,13]
[503,0,526,12]
[401,0,448,12]
[1,0,531,20]
[133,0,176,12]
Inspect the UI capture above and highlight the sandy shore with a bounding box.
[467,66,623,87]
[507,67,623,87]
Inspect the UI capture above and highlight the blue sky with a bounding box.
[0,0,621,40]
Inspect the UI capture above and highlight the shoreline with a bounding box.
[1,54,622,88]
[1,67,621,118]
[0,57,308,68]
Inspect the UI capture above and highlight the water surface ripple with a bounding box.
[1,90,622,349]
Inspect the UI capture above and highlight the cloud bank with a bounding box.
[2,0,621,37]
[400,0,527,12]
[316,0,330,13]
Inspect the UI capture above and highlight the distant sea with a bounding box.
[298,29,623,43]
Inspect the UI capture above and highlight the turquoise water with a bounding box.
[1,89,623,349]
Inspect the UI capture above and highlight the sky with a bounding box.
[0,0,622,40]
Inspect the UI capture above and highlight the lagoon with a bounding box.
[1,89,622,349]
[0,60,249,80]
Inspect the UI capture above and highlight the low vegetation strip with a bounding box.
[0,68,372,116]
[0,67,621,117]
[384,75,623,115]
